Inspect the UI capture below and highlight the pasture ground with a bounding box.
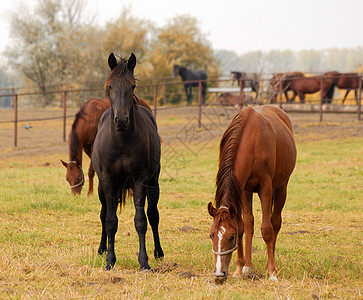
[0,105,362,298]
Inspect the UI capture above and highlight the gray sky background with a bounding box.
[1,0,363,56]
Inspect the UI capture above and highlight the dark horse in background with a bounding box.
[61,96,152,196]
[208,106,296,283]
[231,71,260,99]
[325,71,362,104]
[173,65,208,105]
[93,53,163,271]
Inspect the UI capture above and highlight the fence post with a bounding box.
[13,92,18,147]
[62,90,67,142]
[320,78,324,122]
[238,79,243,110]
[153,84,157,118]
[198,81,202,128]
[163,79,167,106]
[358,76,362,121]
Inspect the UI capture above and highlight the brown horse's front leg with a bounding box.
[233,215,245,277]
[241,191,254,277]
[87,160,95,197]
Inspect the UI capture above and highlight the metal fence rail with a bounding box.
[0,75,362,148]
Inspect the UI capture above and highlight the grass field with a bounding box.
[0,110,362,298]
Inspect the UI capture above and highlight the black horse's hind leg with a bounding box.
[97,182,107,255]
[133,181,150,270]
[146,173,164,260]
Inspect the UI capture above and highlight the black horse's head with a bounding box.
[105,53,136,131]
[173,64,180,78]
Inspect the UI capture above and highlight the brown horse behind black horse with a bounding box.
[61,96,152,196]
[325,71,362,104]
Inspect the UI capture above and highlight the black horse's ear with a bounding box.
[127,53,136,72]
[108,53,118,70]
[207,202,217,217]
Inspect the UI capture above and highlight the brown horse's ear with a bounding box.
[60,159,68,168]
[228,203,237,218]
[108,53,118,70]
[127,53,136,72]
[207,202,217,217]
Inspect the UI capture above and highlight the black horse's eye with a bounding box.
[108,85,112,90]
[209,234,213,240]
[229,235,235,241]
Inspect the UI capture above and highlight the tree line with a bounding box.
[216,47,363,75]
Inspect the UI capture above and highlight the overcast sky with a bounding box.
[1,0,363,57]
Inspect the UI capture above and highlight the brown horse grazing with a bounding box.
[269,72,304,103]
[325,71,362,104]
[61,96,152,196]
[287,75,334,104]
[208,105,296,283]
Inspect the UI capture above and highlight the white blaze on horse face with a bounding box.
[215,226,226,274]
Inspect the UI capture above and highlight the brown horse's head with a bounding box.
[208,202,239,282]
[61,160,84,195]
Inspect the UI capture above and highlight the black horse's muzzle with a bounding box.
[114,116,130,131]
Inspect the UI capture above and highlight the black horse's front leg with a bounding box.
[105,197,118,270]
[133,183,150,271]
[184,84,192,105]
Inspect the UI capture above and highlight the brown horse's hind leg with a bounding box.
[258,178,277,280]
[87,160,95,197]
[241,191,254,277]
[271,183,287,255]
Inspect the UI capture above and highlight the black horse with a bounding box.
[173,65,208,105]
[92,53,164,271]
[231,71,260,99]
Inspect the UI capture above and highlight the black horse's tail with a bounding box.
[119,188,133,211]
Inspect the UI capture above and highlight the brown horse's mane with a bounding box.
[69,103,91,162]
[215,106,253,217]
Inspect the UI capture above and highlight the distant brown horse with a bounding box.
[208,105,296,283]
[269,72,304,103]
[61,96,152,196]
[325,71,362,104]
[274,73,334,104]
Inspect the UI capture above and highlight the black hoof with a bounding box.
[154,249,164,260]
[139,264,151,272]
[98,247,107,255]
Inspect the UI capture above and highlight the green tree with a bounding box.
[149,14,220,78]
[5,0,98,106]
